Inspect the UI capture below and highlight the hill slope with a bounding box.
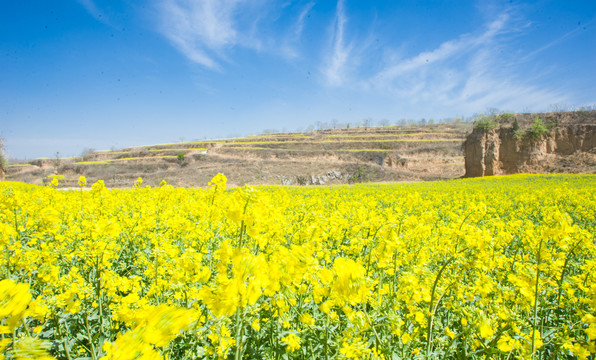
[6,123,471,187]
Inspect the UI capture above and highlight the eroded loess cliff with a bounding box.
[464,111,596,177]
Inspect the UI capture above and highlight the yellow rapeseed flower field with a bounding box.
[0,174,594,359]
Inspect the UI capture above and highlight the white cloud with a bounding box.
[158,0,311,68]
[153,1,573,114]
[278,2,315,60]
[77,0,99,16]
[367,11,569,115]
[322,0,352,86]
[76,0,112,26]
[519,16,596,63]
[294,2,315,38]
[373,13,509,86]
[158,0,245,70]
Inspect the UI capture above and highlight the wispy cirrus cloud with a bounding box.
[76,0,113,26]
[158,0,247,70]
[157,0,317,68]
[154,0,574,114]
[294,2,315,38]
[372,13,510,88]
[519,15,596,63]
[366,10,568,115]
[279,2,315,60]
[321,0,352,86]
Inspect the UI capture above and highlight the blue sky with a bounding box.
[1,0,595,160]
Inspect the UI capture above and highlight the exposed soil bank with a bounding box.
[464,111,596,177]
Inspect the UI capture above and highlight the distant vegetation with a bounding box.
[0,136,7,178]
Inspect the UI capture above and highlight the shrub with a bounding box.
[513,129,525,140]
[497,113,515,122]
[177,152,185,165]
[473,114,498,131]
[80,148,95,161]
[526,117,549,140]
[350,166,374,183]
[512,118,519,131]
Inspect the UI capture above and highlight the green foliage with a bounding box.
[177,152,185,165]
[473,114,498,131]
[497,113,515,122]
[513,129,525,140]
[526,117,549,140]
[351,167,370,183]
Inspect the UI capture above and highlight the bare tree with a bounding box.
[362,118,372,130]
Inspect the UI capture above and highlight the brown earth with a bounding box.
[6,123,471,188]
[464,111,596,177]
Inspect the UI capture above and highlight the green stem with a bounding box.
[426,256,456,356]
[324,313,329,360]
[95,261,103,321]
[365,224,384,276]
[556,238,582,316]
[531,238,543,360]
[21,319,31,337]
[154,252,160,304]
[5,245,10,278]
[363,309,384,353]
[56,322,73,360]
[235,308,244,360]
[238,221,245,248]
[237,199,250,248]
[85,315,98,360]
[13,208,19,239]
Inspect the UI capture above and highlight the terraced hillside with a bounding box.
[6,123,471,187]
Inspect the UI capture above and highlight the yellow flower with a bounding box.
[299,313,315,326]
[12,336,56,360]
[414,311,425,325]
[0,279,32,330]
[47,174,64,187]
[339,337,371,358]
[585,324,596,341]
[281,333,301,352]
[330,257,369,306]
[208,173,227,192]
[479,321,494,339]
[444,326,456,339]
[497,335,517,353]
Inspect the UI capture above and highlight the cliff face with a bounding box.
[464,113,596,177]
